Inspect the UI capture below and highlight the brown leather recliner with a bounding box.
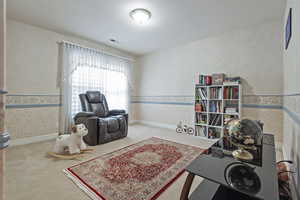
[74,91,128,146]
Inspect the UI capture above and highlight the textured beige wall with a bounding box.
[6,19,137,139]
[137,21,283,97]
[6,107,59,139]
[0,1,5,200]
[242,108,283,143]
[137,104,194,126]
[134,21,284,142]
[0,0,5,132]
[7,19,136,95]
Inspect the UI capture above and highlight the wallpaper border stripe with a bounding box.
[131,101,283,109]
[6,104,61,109]
[7,93,300,110]
[242,104,283,109]
[5,93,300,96]
[5,102,283,109]
[130,101,193,106]
[7,94,60,96]
[283,107,300,126]
[131,94,300,97]
[6,93,300,97]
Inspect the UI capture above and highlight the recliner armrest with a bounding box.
[75,112,96,118]
[74,112,96,124]
[109,109,126,116]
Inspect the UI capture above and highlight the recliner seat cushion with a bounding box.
[103,117,120,133]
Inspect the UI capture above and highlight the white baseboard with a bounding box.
[133,120,176,130]
[9,121,174,147]
[129,120,140,125]
[10,133,58,147]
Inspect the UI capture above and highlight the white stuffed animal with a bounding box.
[53,124,88,154]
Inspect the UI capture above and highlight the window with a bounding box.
[71,63,128,116]
[59,43,131,134]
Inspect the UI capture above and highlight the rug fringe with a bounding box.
[63,169,103,200]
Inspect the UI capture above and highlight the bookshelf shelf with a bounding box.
[224,113,240,116]
[195,111,207,114]
[208,85,223,88]
[207,112,223,114]
[194,83,242,139]
[195,123,208,126]
[207,125,223,129]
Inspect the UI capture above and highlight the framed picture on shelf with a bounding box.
[285,8,292,50]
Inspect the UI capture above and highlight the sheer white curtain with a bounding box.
[59,42,132,134]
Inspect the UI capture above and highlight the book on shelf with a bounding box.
[209,101,222,113]
[195,103,201,112]
[195,113,207,124]
[212,73,225,85]
[209,114,222,126]
[224,107,237,113]
[224,77,241,85]
[209,87,222,99]
[223,81,240,85]
[195,126,207,137]
[223,87,239,99]
[195,101,207,112]
[198,75,212,85]
[196,87,207,100]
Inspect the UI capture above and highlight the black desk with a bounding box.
[180,134,279,200]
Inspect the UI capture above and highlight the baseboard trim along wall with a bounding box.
[9,122,173,147]
[128,120,140,125]
[134,120,176,130]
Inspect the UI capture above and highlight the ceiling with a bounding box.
[7,0,285,56]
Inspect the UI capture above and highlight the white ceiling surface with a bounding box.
[7,0,285,55]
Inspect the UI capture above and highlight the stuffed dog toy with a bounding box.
[53,124,88,154]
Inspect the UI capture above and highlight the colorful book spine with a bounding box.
[224,87,239,99]
[198,75,212,85]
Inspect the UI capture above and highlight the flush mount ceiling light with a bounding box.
[129,8,151,24]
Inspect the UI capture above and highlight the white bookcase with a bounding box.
[194,83,242,139]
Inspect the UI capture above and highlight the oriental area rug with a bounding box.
[63,137,205,200]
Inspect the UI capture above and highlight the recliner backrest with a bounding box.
[79,91,110,117]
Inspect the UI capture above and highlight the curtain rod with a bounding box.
[56,41,135,62]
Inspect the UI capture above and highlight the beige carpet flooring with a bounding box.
[5,124,282,200]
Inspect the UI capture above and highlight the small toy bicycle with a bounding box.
[176,121,194,135]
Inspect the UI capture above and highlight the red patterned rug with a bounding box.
[64,137,205,200]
